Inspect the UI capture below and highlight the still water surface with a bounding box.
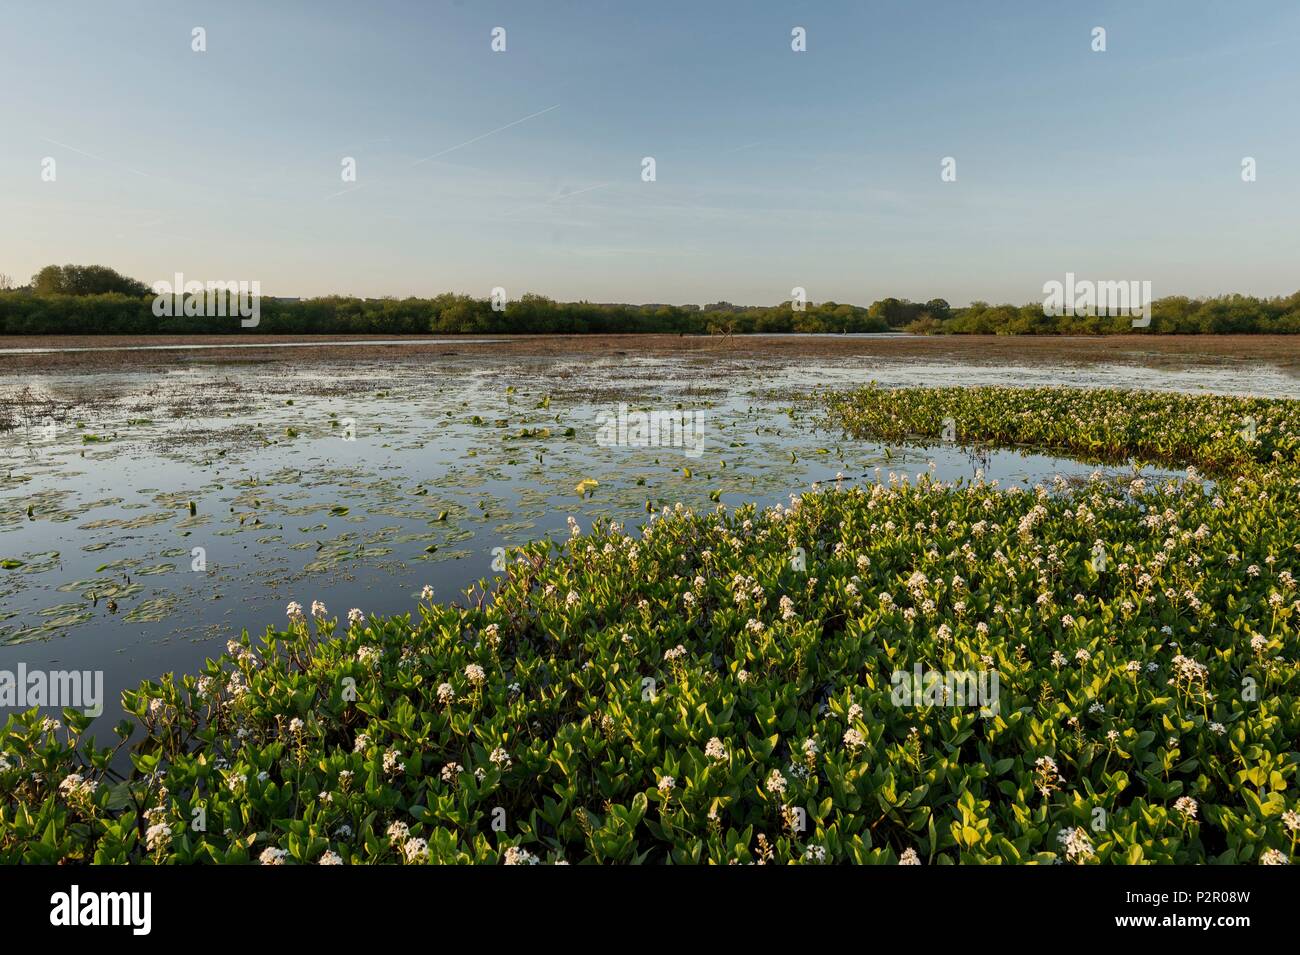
[1,349,1285,728]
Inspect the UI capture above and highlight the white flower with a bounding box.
[765,769,787,797]
[145,823,172,852]
[347,608,364,626]
[310,600,328,618]
[803,844,827,863]
[440,762,464,784]
[1056,826,1094,863]
[465,664,486,686]
[402,838,430,864]
[437,682,455,705]
[58,773,99,801]
[288,717,305,735]
[420,585,434,601]
[382,749,405,775]
[1174,796,1198,820]
[898,847,921,865]
[1260,849,1289,865]
[1170,654,1208,684]
[286,601,304,620]
[258,846,289,865]
[503,846,540,865]
[657,775,675,794]
[489,747,512,770]
[705,737,728,762]
[318,850,344,865]
[843,728,866,751]
[386,821,410,845]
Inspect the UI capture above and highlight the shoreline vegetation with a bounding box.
[4,265,1300,336]
[2,386,1296,864]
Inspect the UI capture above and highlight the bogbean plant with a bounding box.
[824,385,1298,474]
[2,386,1299,864]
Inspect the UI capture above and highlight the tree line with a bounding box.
[2,264,1298,335]
[922,295,1300,335]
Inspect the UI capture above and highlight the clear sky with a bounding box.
[2,0,1298,305]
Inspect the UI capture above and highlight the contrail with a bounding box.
[40,137,153,178]
[412,104,560,166]
[499,182,608,218]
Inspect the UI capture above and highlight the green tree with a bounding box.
[32,264,149,297]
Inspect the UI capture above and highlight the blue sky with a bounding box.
[2,0,1298,304]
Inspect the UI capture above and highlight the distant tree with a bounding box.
[0,273,13,290]
[703,301,745,313]
[904,313,942,335]
[869,297,927,328]
[32,264,149,297]
[924,298,951,320]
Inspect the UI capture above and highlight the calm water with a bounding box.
[1,348,1286,732]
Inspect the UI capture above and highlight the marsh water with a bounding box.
[2,346,1295,729]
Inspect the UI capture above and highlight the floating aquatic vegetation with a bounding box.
[79,511,174,530]
[123,597,177,623]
